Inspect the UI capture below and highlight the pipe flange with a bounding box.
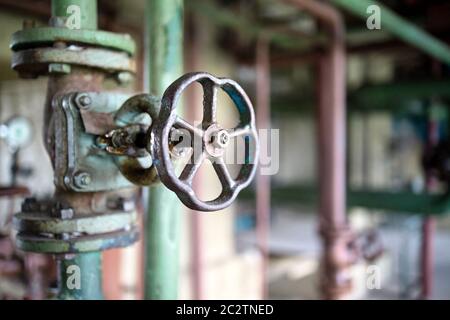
[11,27,136,56]
[12,47,136,78]
[15,229,139,254]
[13,198,139,254]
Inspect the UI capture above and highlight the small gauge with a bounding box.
[2,116,33,149]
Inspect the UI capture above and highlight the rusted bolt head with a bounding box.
[73,172,91,188]
[48,63,71,74]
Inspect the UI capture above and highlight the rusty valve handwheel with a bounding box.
[152,72,259,211]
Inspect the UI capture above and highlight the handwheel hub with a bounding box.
[204,124,230,157]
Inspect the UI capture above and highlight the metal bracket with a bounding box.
[53,92,137,192]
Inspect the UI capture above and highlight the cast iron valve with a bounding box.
[153,72,259,211]
[114,72,259,212]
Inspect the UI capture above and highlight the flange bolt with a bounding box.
[75,93,92,109]
[73,172,91,188]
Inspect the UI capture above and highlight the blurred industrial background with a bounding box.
[1,0,450,300]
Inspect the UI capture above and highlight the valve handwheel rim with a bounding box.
[152,72,259,212]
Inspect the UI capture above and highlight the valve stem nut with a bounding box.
[212,130,230,149]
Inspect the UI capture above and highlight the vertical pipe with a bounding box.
[255,36,271,299]
[421,218,435,298]
[329,0,450,66]
[102,249,122,299]
[283,0,351,299]
[144,0,184,300]
[318,21,352,300]
[185,15,205,300]
[51,0,97,30]
[421,104,438,299]
[50,0,103,300]
[57,253,103,300]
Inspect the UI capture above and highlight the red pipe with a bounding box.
[256,36,271,299]
[283,0,352,299]
[0,186,29,197]
[421,217,435,298]
[421,115,439,299]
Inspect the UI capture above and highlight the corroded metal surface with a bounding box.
[14,211,137,235]
[53,92,137,192]
[8,0,139,300]
[14,197,139,254]
[112,94,161,186]
[153,72,259,211]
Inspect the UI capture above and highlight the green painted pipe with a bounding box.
[351,80,450,109]
[57,252,103,300]
[188,0,393,52]
[239,184,450,215]
[329,0,450,65]
[52,0,98,30]
[144,0,183,300]
[187,0,324,50]
[271,79,450,115]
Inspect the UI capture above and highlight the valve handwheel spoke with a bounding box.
[212,157,236,190]
[201,81,218,128]
[179,150,207,185]
[151,72,259,211]
[174,116,204,138]
[228,125,251,138]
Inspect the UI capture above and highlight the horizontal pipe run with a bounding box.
[329,0,450,65]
